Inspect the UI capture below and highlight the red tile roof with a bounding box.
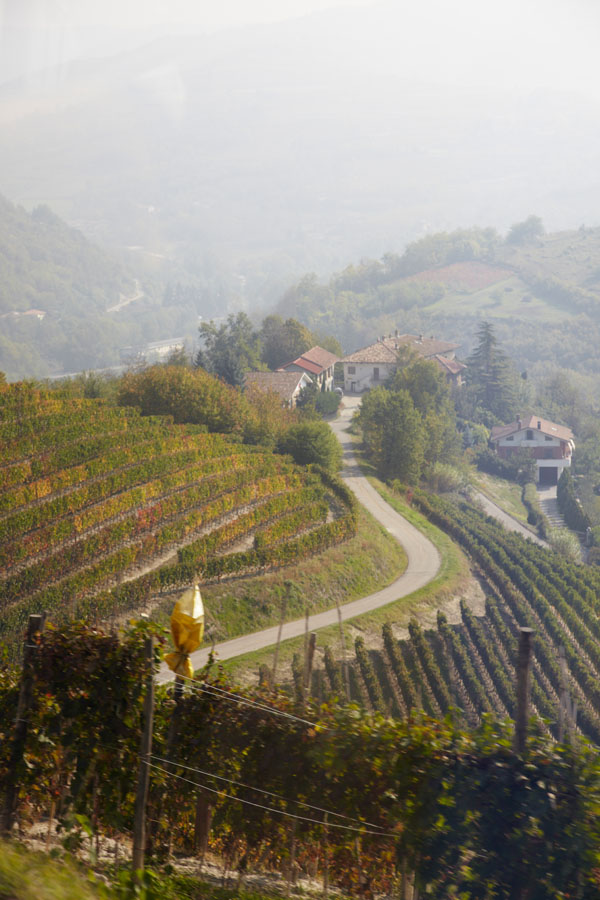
[278,345,339,375]
[491,414,574,443]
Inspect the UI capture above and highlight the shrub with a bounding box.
[557,469,591,532]
[315,391,341,416]
[522,482,549,538]
[428,462,468,493]
[276,422,343,471]
[476,448,536,485]
[548,527,582,562]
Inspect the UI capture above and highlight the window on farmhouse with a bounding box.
[545,435,553,441]
[373,367,380,381]
[506,436,514,441]
[526,430,533,439]
[348,366,355,374]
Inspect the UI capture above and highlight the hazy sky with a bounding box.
[1,0,599,100]
[0,0,377,29]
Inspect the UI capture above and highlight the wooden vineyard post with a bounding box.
[272,598,286,686]
[336,601,351,701]
[302,607,310,704]
[558,645,577,744]
[322,812,329,899]
[513,627,534,754]
[286,819,298,898]
[132,636,155,876]
[1,613,45,836]
[305,632,317,702]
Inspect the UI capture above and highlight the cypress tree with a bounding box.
[466,321,516,422]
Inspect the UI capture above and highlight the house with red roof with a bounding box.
[341,333,465,393]
[490,414,575,486]
[277,346,340,392]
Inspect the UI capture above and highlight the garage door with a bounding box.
[539,466,558,485]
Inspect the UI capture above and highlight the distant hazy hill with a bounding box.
[2,6,600,307]
[0,194,207,380]
[0,193,133,316]
[276,224,600,378]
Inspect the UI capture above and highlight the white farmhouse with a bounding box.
[341,333,463,393]
[490,414,575,486]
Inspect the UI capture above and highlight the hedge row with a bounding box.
[179,484,324,565]
[0,416,182,491]
[0,446,271,544]
[1,472,304,616]
[557,469,591,532]
[253,500,329,550]
[0,430,233,514]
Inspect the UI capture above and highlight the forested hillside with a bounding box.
[0,195,224,380]
[0,195,135,317]
[279,222,600,378]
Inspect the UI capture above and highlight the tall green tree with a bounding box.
[358,386,425,482]
[259,315,314,370]
[465,321,517,423]
[506,214,544,245]
[195,312,263,386]
[391,359,461,465]
[276,421,342,471]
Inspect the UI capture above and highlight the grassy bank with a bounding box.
[471,470,530,524]
[224,479,470,684]
[152,505,407,643]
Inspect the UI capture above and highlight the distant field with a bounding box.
[404,260,512,291]
[504,228,600,289]
[425,274,570,322]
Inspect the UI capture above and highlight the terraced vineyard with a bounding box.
[317,491,600,743]
[0,383,357,653]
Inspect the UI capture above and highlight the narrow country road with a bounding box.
[107,279,145,313]
[473,490,549,548]
[158,395,440,683]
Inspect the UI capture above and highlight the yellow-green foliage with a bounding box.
[0,843,105,900]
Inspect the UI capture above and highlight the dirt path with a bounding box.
[107,279,144,313]
[159,396,441,683]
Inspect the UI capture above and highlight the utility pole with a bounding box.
[132,636,155,875]
[513,628,534,754]
[1,614,45,835]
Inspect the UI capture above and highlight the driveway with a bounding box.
[158,395,441,683]
[473,490,549,548]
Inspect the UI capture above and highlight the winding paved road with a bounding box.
[158,395,440,683]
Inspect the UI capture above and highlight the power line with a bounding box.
[149,753,387,832]
[172,674,325,729]
[147,761,394,837]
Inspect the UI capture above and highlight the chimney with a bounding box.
[419,334,423,342]
[537,420,541,429]
[517,416,522,430]
[395,329,399,337]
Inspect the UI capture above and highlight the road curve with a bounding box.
[158,395,441,683]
